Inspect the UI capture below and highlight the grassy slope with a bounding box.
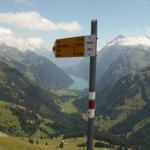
[0,61,62,136]
[0,135,115,150]
[0,135,42,150]
[54,89,80,114]
[0,62,87,138]
[0,100,24,135]
[61,101,77,113]
[95,92,145,130]
[96,68,150,149]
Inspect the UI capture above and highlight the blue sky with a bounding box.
[0,0,150,50]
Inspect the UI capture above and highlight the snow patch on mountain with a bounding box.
[106,36,150,47]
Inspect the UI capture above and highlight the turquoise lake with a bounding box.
[67,75,88,90]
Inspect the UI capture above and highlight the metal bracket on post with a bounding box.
[87,20,97,150]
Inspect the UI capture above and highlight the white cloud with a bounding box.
[107,36,150,47]
[0,27,14,35]
[0,11,81,32]
[0,27,44,51]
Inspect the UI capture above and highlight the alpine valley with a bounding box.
[0,36,150,150]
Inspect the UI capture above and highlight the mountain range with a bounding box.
[98,66,150,149]
[0,60,86,138]
[32,47,83,68]
[1,36,150,149]
[0,43,73,90]
[72,36,150,149]
[66,36,150,89]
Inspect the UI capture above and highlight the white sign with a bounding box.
[85,35,96,56]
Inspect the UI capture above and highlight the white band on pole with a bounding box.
[88,109,95,119]
[89,92,96,100]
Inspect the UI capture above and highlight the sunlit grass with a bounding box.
[0,135,115,150]
[61,101,77,113]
